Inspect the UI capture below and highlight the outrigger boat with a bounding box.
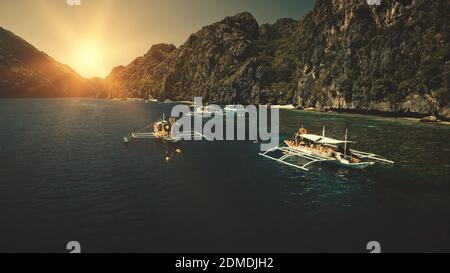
[224,104,245,112]
[259,126,394,171]
[123,114,209,143]
[188,104,224,116]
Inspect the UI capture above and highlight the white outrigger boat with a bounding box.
[259,126,393,171]
[224,104,245,112]
[187,104,224,116]
[123,115,208,143]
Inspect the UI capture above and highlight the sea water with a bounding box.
[0,98,449,252]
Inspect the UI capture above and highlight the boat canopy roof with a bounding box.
[155,120,169,125]
[300,133,354,144]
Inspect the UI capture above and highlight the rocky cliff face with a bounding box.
[291,0,449,118]
[106,0,449,118]
[0,27,96,98]
[105,43,176,98]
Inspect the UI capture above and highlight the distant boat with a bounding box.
[127,98,145,102]
[270,104,295,110]
[188,105,223,116]
[224,104,245,112]
[303,107,316,111]
[164,99,172,104]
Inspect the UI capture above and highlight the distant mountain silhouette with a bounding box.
[0,27,97,97]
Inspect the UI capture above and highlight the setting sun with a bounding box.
[80,46,98,65]
[75,44,101,77]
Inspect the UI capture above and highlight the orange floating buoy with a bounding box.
[165,151,172,161]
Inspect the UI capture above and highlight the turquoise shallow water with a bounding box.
[0,98,449,252]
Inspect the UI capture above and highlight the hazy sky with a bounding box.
[0,0,316,78]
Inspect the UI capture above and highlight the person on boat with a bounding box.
[163,123,171,138]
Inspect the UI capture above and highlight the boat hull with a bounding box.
[329,160,374,169]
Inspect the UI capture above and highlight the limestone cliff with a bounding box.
[106,0,449,118]
[105,43,176,98]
